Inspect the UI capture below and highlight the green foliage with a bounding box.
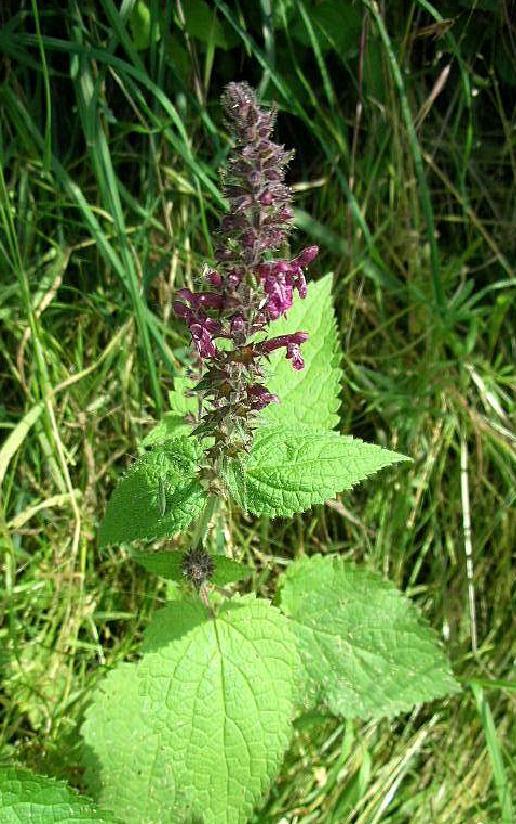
[291,0,362,57]
[144,275,341,442]
[98,438,206,547]
[132,549,252,586]
[129,0,159,51]
[140,378,197,447]
[181,0,239,50]
[82,663,185,822]
[280,555,461,718]
[2,1,514,821]
[260,274,342,431]
[139,410,191,446]
[0,766,116,823]
[229,426,408,517]
[83,596,299,823]
[168,377,198,420]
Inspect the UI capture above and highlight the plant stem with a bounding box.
[191,494,218,549]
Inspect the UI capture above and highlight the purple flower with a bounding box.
[173,83,319,461]
[247,384,279,410]
[173,297,221,359]
[206,268,223,287]
[176,288,224,311]
[293,245,319,267]
[229,313,246,345]
[286,343,305,370]
[227,269,242,288]
[190,318,220,359]
[256,331,308,371]
[257,247,318,319]
[258,332,309,356]
[265,277,293,320]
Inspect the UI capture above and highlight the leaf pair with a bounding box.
[134,549,251,587]
[99,274,409,548]
[99,425,407,547]
[82,556,460,823]
[100,425,409,547]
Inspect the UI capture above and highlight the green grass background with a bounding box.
[0,1,514,821]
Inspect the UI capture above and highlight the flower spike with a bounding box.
[173,82,319,463]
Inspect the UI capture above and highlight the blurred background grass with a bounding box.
[0,1,514,821]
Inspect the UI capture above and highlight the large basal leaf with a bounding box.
[82,663,190,823]
[280,554,461,719]
[98,438,206,547]
[229,425,408,517]
[132,549,252,586]
[0,766,116,823]
[260,274,342,431]
[141,596,299,823]
[83,596,299,824]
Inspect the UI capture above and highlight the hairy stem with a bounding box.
[190,494,218,550]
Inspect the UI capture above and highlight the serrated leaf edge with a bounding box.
[280,554,461,719]
[240,426,410,518]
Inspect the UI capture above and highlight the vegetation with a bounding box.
[0,1,514,822]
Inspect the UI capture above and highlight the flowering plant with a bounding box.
[82,84,459,824]
[173,83,318,471]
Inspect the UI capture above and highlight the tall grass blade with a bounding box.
[364,0,446,317]
[472,684,514,824]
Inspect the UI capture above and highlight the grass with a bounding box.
[0,1,514,822]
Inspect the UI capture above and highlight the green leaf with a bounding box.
[129,0,160,51]
[82,663,190,823]
[229,425,408,517]
[83,596,299,823]
[140,412,191,446]
[181,0,239,50]
[168,376,198,417]
[98,438,206,547]
[260,274,342,430]
[0,766,116,822]
[132,549,252,586]
[291,0,362,57]
[142,596,298,822]
[141,376,197,447]
[280,555,461,718]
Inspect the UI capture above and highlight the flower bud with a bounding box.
[230,314,246,337]
[247,384,279,409]
[206,269,223,287]
[294,245,319,267]
[258,190,274,206]
[248,170,261,188]
[286,342,305,370]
